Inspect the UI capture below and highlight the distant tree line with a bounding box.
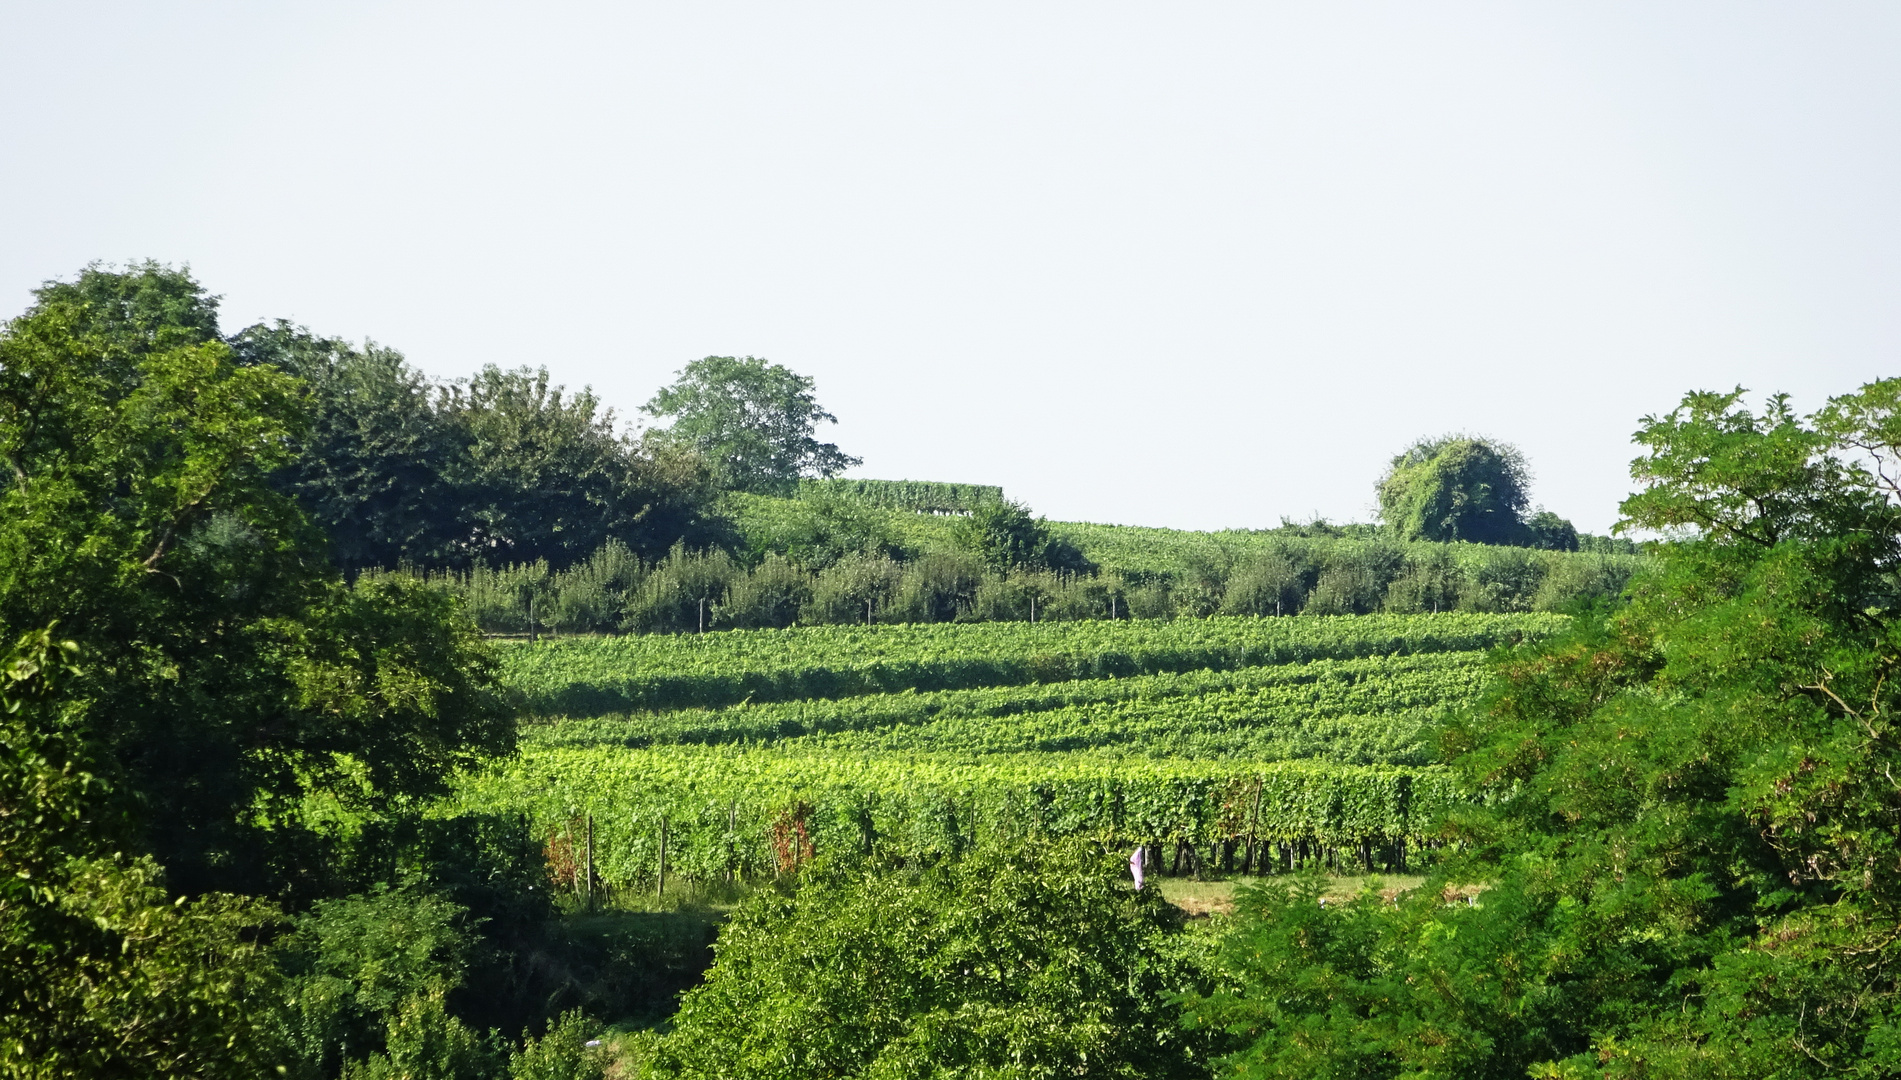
[84,266,1634,635]
[252,313,1631,595]
[232,324,728,572]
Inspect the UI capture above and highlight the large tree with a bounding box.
[643,355,859,495]
[230,323,472,571]
[1189,382,1901,1078]
[1376,435,1536,545]
[0,263,512,896]
[450,364,720,567]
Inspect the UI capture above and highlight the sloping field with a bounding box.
[500,612,1560,715]
[462,613,1560,885]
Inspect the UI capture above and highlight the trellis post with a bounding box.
[657,816,669,901]
[584,813,595,910]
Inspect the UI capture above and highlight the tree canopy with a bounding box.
[642,355,859,495]
[0,266,515,894]
[0,263,529,1075]
[951,497,1095,574]
[1377,435,1538,545]
[238,322,724,572]
[1190,381,1901,1077]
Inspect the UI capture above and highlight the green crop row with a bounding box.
[796,478,1003,514]
[500,611,1563,715]
[789,660,1480,762]
[524,649,1491,764]
[455,746,1467,885]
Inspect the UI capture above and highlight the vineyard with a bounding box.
[795,478,1003,514]
[461,612,1559,889]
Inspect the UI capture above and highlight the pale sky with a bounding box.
[4,3,1897,533]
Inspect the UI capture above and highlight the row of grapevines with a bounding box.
[795,478,1004,513]
[501,612,1563,715]
[455,746,1468,885]
[524,650,1490,764]
[789,661,1480,762]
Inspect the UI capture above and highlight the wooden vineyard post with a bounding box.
[726,801,737,885]
[656,816,669,901]
[564,821,576,899]
[1246,780,1263,875]
[584,813,596,911]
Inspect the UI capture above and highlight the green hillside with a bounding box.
[460,612,1562,887]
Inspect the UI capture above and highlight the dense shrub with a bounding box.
[642,850,1215,1079]
[716,552,810,629]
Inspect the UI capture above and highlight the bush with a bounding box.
[508,1010,606,1080]
[1038,572,1124,621]
[1302,546,1400,616]
[1531,552,1636,612]
[1382,549,1461,614]
[717,553,811,629]
[967,570,1050,622]
[279,884,477,1078]
[888,549,986,623]
[803,553,903,624]
[448,561,555,636]
[623,545,737,633]
[1220,552,1306,617]
[1456,546,1544,613]
[953,498,1095,575]
[1126,581,1176,620]
[549,540,643,634]
[644,850,1215,1079]
[340,992,504,1080]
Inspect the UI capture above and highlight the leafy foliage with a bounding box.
[0,264,541,1075]
[953,497,1095,574]
[0,628,291,1078]
[1186,380,1901,1078]
[239,321,725,572]
[280,884,476,1077]
[645,850,1214,1079]
[2,263,510,894]
[643,355,859,495]
[1377,435,1539,545]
